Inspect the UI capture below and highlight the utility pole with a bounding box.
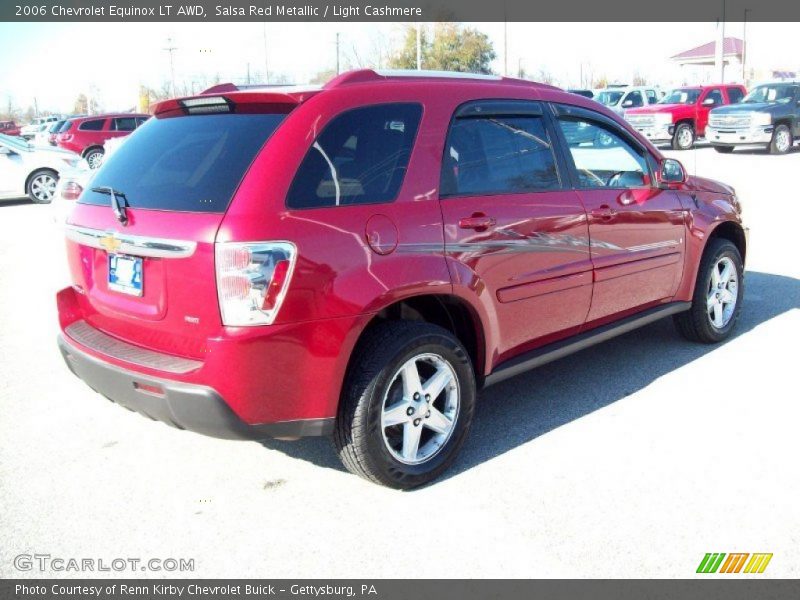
[246,62,251,85]
[742,8,751,84]
[262,22,270,84]
[33,96,38,118]
[719,0,727,83]
[504,21,508,76]
[164,37,177,98]
[336,32,340,75]
[416,23,422,70]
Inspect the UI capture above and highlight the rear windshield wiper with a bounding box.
[91,186,129,225]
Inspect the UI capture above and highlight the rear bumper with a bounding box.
[58,334,334,440]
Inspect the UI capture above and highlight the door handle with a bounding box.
[458,214,496,231]
[591,205,616,220]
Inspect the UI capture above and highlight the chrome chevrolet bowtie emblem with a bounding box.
[99,233,122,253]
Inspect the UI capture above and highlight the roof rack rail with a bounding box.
[323,69,505,89]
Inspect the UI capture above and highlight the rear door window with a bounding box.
[80,113,286,213]
[286,103,422,209]
[440,112,560,196]
[112,117,137,131]
[79,119,105,131]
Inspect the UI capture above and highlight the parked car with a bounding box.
[20,115,61,140]
[56,113,149,169]
[44,120,68,146]
[625,84,747,150]
[52,159,92,224]
[567,89,594,99]
[594,85,663,115]
[0,121,21,136]
[0,133,81,203]
[57,70,747,488]
[706,81,800,154]
[32,122,53,147]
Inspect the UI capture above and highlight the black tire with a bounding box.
[671,123,695,150]
[768,124,792,155]
[713,145,735,154]
[26,169,58,204]
[674,238,744,344]
[84,147,105,169]
[334,321,476,489]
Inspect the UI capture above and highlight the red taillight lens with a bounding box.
[60,181,83,201]
[262,259,290,311]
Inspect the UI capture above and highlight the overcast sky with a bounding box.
[0,21,796,113]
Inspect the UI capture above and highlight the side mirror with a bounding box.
[702,97,716,106]
[657,158,686,189]
[622,99,634,108]
[0,146,11,155]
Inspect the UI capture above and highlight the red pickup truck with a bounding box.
[0,121,21,136]
[624,84,746,150]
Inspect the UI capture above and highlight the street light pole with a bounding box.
[336,32,340,75]
[163,37,177,98]
[742,8,751,84]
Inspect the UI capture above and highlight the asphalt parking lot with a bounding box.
[1,144,798,579]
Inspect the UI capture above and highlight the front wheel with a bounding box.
[769,124,792,155]
[334,321,476,489]
[26,169,58,204]
[674,238,744,343]
[671,123,695,150]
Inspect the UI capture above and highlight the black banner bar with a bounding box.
[3,0,800,22]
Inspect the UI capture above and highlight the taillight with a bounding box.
[60,181,83,201]
[215,242,296,326]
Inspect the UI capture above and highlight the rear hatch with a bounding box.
[64,95,295,360]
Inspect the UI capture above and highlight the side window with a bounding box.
[646,90,658,104]
[705,89,724,106]
[624,91,644,108]
[112,117,137,131]
[556,116,649,189]
[727,87,745,104]
[79,119,105,131]
[286,103,422,209]
[440,114,560,197]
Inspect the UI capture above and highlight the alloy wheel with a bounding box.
[678,127,693,149]
[706,256,738,329]
[31,174,56,202]
[86,151,104,169]
[380,353,460,465]
[775,129,791,153]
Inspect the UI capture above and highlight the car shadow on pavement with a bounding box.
[0,198,33,207]
[260,271,800,482]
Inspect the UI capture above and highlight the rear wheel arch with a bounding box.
[345,294,487,389]
[81,145,103,158]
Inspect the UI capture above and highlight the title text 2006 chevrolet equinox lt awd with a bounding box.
[57,70,748,488]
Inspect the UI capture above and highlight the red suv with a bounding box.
[56,113,149,168]
[57,70,747,488]
[625,84,746,149]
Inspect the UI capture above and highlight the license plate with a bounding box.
[108,254,143,296]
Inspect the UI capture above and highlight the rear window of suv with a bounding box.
[286,103,422,209]
[80,113,286,213]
